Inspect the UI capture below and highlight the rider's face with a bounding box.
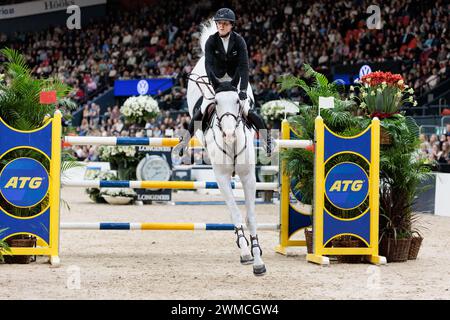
[216,21,232,36]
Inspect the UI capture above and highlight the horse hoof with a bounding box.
[253,264,266,276]
[240,255,254,265]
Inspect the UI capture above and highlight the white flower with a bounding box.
[408,88,414,94]
[362,92,368,98]
[350,86,355,91]
[398,80,404,85]
[120,95,159,121]
[413,101,417,106]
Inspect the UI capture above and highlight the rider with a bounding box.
[186,7,272,156]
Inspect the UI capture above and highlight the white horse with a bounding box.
[185,19,266,276]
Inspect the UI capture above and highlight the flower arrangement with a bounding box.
[99,188,137,198]
[120,95,159,125]
[260,100,293,122]
[85,170,118,203]
[100,188,137,205]
[350,71,416,118]
[97,145,139,180]
[97,145,137,161]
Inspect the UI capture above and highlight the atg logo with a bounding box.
[0,158,49,208]
[325,162,369,210]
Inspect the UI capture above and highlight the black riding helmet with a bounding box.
[213,8,236,24]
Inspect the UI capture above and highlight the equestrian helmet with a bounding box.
[213,8,236,23]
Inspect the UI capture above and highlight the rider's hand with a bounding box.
[238,91,247,101]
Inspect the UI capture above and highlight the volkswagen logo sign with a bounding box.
[359,65,372,79]
[137,80,149,95]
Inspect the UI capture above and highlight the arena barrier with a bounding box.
[0,111,385,266]
[61,180,279,190]
[61,222,279,231]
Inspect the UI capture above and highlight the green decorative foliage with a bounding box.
[278,64,362,205]
[0,228,11,262]
[0,48,74,130]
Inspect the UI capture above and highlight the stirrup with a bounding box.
[250,235,262,257]
[234,226,249,248]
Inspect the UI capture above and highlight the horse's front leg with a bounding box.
[238,165,266,276]
[213,165,253,265]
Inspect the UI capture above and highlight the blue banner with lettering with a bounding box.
[114,78,174,96]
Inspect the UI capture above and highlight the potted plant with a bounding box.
[97,145,140,180]
[120,95,159,128]
[0,48,76,263]
[351,71,431,262]
[350,71,417,144]
[278,64,364,257]
[85,170,118,203]
[100,188,137,205]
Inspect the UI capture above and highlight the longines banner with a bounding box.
[0,0,106,20]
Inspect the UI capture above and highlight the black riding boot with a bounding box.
[188,108,203,137]
[247,109,273,156]
[180,109,203,156]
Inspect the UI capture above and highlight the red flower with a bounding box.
[361,71,404,89]
[370,111,400,119]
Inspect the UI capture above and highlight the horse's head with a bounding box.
[211,73,241,145]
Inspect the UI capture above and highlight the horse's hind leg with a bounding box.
[213,165,253,264]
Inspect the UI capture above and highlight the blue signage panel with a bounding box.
[325,162,369,210]
[114,78,174,96]
[0,158,49,207]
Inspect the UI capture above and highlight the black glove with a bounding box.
[238,91,247,101]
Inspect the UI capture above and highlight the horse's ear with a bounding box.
[210,72,220,89]
[231,72,240,88]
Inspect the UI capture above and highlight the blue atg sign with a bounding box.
[0,158,49,207]
[325,162,369,210]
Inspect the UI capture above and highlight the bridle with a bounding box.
[212,89,247,161]
[187,73,248,161]
[187,72,215,101]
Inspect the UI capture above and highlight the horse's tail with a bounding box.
[200,18,217,55]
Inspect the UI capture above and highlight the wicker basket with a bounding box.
[305,229,313,254]
[3,237,36,264]
[408,236,423,260]
[380,127,392,145]
[332,238,363,263]
[379,237,412,262]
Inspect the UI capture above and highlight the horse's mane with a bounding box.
[200,18,217,55]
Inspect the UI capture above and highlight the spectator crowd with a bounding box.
[418,124,450,172]
[1,0,448,164]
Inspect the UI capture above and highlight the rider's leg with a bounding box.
[179,108,203,156]
[188,108,203,138]
[246,108,273,156]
